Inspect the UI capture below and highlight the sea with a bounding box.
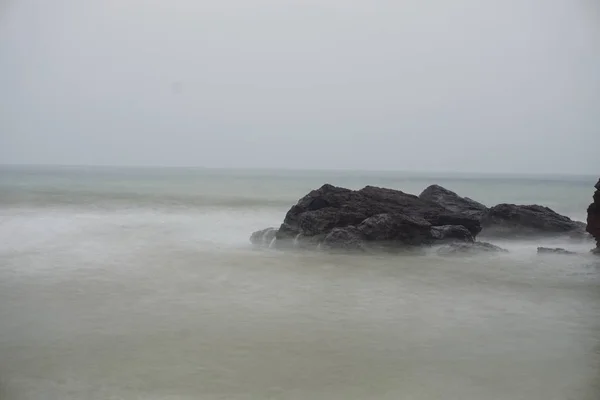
[0,165,599,400]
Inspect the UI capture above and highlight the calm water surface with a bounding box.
[1,167,599,399]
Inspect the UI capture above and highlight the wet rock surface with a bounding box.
[322,226,366,251]
[271,184,481,250]
[250,183,589,254]
[419,184,488,219]
[480,204,586,238]
[430,225,475,243]
[587,178,600,252]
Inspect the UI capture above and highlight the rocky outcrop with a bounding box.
[419,184,488,219]
[480,204,586,238]
[420,184,586,239]
[436,242,508,256]
[250,182,590,253]
[269,184,482,250]
[587,178,600,252]
[537,247,576,255]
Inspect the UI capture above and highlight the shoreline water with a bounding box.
[1,166,599,399]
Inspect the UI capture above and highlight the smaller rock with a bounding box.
[481,203,586,238]
[537,247,577,255]
[430,225,474,243]
[437,241,508,256]
[250,227,278,247]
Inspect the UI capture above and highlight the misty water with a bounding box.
[1,166,599,400]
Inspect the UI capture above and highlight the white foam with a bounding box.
[293,233,302,248]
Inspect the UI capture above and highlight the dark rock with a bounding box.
[422,213,483,236]
[253,181,598,253]
[250,227,278,247]
[275,184,481,249]
[430,225,475,243]
[437,241,508,256]
[588,210,600,247]
[356,213,433,245]
[480,203,586,238]
[419,185,488,219]
[537,247,577,255]
[322,226,366,251]
[321,217,476,252]
[586,178,600,251]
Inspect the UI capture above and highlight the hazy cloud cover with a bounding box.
[1,0,599,174]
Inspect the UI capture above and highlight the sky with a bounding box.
[0,0,599,174]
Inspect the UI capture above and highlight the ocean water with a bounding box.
[0,166,599,400]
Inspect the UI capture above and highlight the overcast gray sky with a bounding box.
[1,0,599,174]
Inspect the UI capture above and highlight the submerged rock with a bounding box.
[250,227,278,247]
[274,184,481,250]
[537,247,577,255]
[480,204,586,238]
[419,185,488,219]
[436,242,508,256]
[586,178,600,252]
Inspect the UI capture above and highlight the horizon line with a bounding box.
[0,163,596,178]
